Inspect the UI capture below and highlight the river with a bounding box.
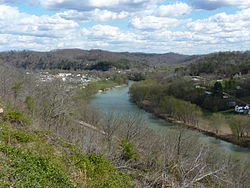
[90,82,250,160]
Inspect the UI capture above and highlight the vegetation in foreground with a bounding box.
[0,108,134,187]
[0,63,250,187]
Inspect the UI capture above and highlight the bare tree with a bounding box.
[100,112,122,155]
[34,80,73,130]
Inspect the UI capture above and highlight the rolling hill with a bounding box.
[0,49,200,70]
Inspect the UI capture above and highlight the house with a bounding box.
[233,72,242,79]
[58,73,65,77]
[223,95,229,99]
[235,105,250,114]
[192,77,200,81]
[205,91,212,95]
[65,73,72,77]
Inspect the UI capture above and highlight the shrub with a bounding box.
[2,109,31,126]
[120,138,139,161]
[12,129,37,143]
[75,153,135,188]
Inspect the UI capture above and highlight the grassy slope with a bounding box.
[0,109,135,188]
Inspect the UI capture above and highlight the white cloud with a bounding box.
[80,24,146,52]
[55,2,192,22]
[187,8,250,34]
[130,16,181,30]
[155,2,192,17]
[0,5,79,37]
[82,24,140,43]
[0,5,87,51]
[191,0,250,10]
[0,4,142,51]
[39,0,160,12]
[185,8,250,49]
[1,2,250,55]
[57,9,129,22]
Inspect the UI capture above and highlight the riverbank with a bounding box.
[137,103,250,149]
[83,79,128,98]
[97,84,128,93]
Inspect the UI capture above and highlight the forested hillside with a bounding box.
[3,49,250,75]
[0,49,199,71]
[176,51,250,76]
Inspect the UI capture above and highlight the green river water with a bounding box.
[90,82,250,160]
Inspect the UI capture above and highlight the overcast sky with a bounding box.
[0,0,250,54]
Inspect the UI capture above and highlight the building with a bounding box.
[235,105,250,114]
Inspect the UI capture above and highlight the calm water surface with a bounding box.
[90,82,250,160]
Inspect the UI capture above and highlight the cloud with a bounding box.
[1,2,250,55]
[134,28,250,54]
[57,9,129,22]
[130,16,182,30]
[190,0,250,10]
[0,0,32,5]
[0,4,79,37]
[39,0,159,12]
[80,24,145,51]
[132,8,250,53]
[82,24,140,43]
[0,4,85,51]
[185,8,250,49]
[0,0,19,3]
[0,4,141,51]
[155,2,192,17]
[55,2,192,22]
[187,8,250,34]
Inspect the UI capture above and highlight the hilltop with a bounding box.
[0,49,200,70]
[176,51,250,77]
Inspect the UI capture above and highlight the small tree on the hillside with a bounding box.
[25,96,36,117]
[11,81,23,105]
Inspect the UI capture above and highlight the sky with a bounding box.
[0,0,250,54]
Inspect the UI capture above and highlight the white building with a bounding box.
[235,105,250,114]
